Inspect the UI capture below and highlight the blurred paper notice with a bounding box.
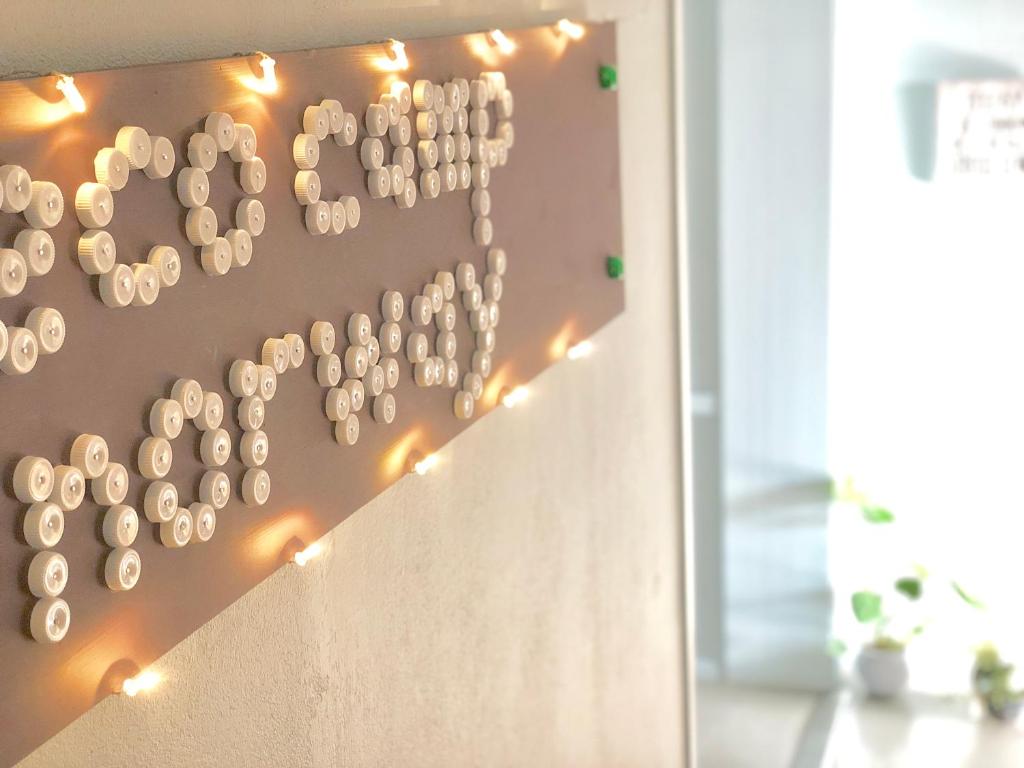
[936,80,1024,176]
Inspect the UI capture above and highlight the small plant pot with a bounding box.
[974,664,1024,721]
[856,645,908,698]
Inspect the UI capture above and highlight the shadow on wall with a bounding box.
[726,474,833,521]
[897,45,1019,180]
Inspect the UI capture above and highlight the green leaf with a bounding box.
[862,506,895,524]
[895,577,922,600]
[827,638,848,657]
[852,591,882,623]
[952,581,985,609]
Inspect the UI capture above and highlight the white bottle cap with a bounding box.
[14,456,54,503]
[144,480,178,523]
[25,307,65,354]
[70,433,109,478]
[102,505,139,548]
[171,377,204,419]
[149,397,185,439]
[145,136,176,179]
[161,507,193,547]
[1,326,36,374]
[105,547,142,590]
[237,395,265,431]
[230,123,258,162]
[190,502,217,543]
[0,249,27,296]
[25,181,64,229]
[242,468,271,506]
[23,502,64,549]
[28,550,68,598]
[30,597,70,643]
[187,132,218,171]
[98,263,137,308]
[131,262,162,305]
[200,470,231,509]
[48,466,84,512]
[15,229,55,277]
[148,245,181,287]
[335,413,360,446]
[92,461,130,505]
[115,125,153,169]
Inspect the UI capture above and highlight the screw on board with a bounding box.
[598,65,618,90]
[606,255,623,279]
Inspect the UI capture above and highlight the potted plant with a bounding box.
[832,479,1020,708]
[973,644,1024,721]
[850,577,924,698]
[958,584,1024,722]
[829,480,922,697]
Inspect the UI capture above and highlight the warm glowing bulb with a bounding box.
[556,19,585,40]
[412,453,439,476]
[293,541,323,567]
[389,40,409,69]
[54,74,86,113]
[488,29,516,55]
[501,385,529,408]
[122,670,161,697]
[375,39,409,72]
[258,53,277,92]
[239,53,279,95]
[566,340,594,361]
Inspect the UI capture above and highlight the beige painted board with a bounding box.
[0,24,622,767]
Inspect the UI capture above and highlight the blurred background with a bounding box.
[687,0,1024,764]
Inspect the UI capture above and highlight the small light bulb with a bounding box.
[500,385,529,408]
[566,340,594,361]
[388,40,409,69]
[239,52,279,94]
[54,74,86,113]
[556,19,585,40]
[122,670,161,697]
[293,541,323,567]
[258,53,277,92]
[374,39,409,72]
[410,453,438,476]
[488,29,516,55]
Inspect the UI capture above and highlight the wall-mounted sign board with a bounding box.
[0,23,621,766]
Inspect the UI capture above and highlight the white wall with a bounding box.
[14,1,686,765]
[830,0,1024,689]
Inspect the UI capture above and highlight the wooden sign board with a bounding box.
[0,23,622,765]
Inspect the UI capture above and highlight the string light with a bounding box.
[555,19,585,40]
[487,29,517,55]
[566,340,594,360]
[53,73,86,113]
[408,451,439,476]
[374,39,409,72]
[500,385,529,408]
[292,541,323,567]
[121,670,160,697]
[241,52,278,95]
[258,53,278,91]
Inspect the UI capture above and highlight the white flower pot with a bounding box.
[856,645,908,698]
